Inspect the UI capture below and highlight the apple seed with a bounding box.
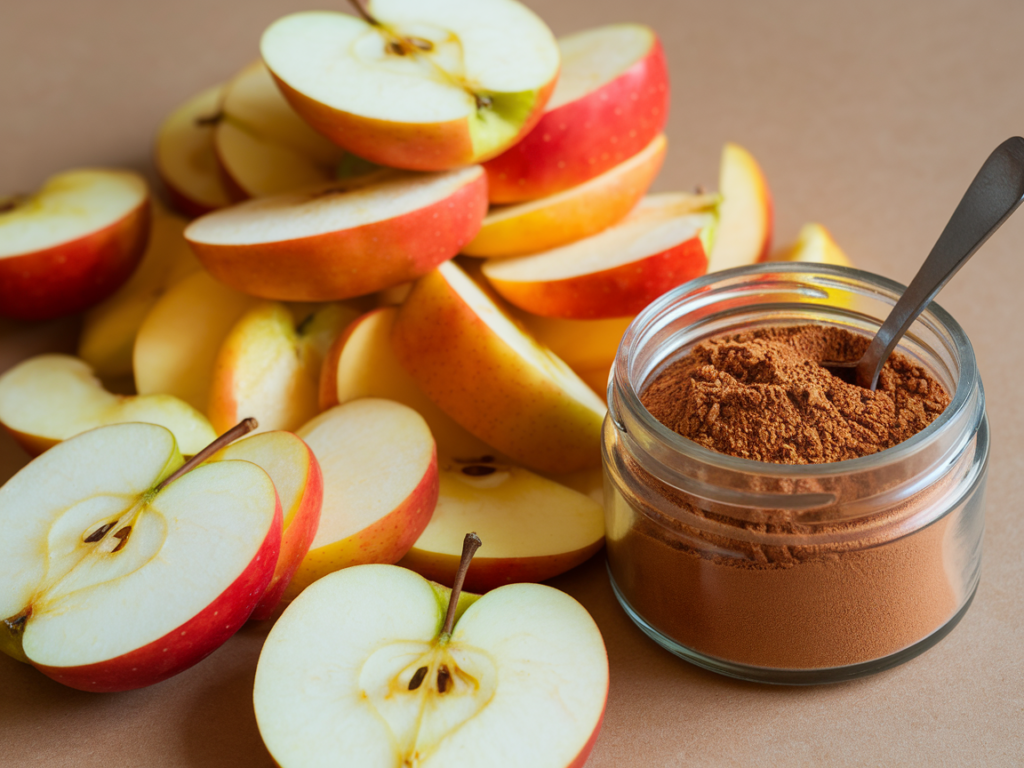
[436,664,451,694]
[111,527,132,553]
[408,665,429,691]
[83,521,116,543]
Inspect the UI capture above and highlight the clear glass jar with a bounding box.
[603,263,988,685]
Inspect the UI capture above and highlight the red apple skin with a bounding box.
[487,234,707,320]
[188,174,489,301]
[33,494,282,693]
[568,709,606,768]
[483,39,668,203]
[0,201,150,321]
[270,74,557,172]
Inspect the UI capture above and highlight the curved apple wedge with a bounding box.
[0,422,281,691]
[463,133,666,258]
[185,167,487,301]
[399,458,604,592]
[771,222,852,267]
[255,564,608,768]
[706,142,773,272]
[482,193,716,319]
[0,169,150,321]
[0,355,216,457]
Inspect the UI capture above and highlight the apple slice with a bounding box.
[260,1,559,171]
[208,431,323,620]
[392,261,606,474]
[463,133,666,258]
[0,354,216,457]
[484,23,669,203]
[706,142,773,272]
[0,421,281,691]
[155,85,232,216]
[78,203,201,378]
[214,61,347,200]
[134,271,260,413]
[208,302,358,435]
[285,399,439,599]
[185,167,487,301]
[399,457,604,592]
[771,222,852,267]
[254,555,608,768]
[515,312,633,374]
[482,193,716,319]
[320,307,497,461]
[0,169,150,321]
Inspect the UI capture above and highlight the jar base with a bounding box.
[608,563,978,685]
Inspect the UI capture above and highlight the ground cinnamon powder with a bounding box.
[608,324,969,672]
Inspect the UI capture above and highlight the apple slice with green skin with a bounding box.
[285,399,439,600]
[207,430,322,620]
[771,222,852,266]
[463,133,666,258]
[155,85,232,217]
[484,23,668,203]
[320,306,497,461]
[399,457,604,592]
[78,202,201,378]
[208,302,359,435]
[482,193,716,320]
[0,354,216,457]
[0,169,150,321]
[392,261,606,474]
[706,142,773,272]
[255,537,608,768]
[260,0,559,172]
[134,270,260,413]
[185,166,487,302]
[0,419,281,692]
[214,61,347,201]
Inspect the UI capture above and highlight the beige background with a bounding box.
[2,0,1023,765]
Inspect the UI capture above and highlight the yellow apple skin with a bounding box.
[771,222,852,267]
[463,134,666,258]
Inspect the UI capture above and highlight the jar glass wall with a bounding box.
[602,263,988,685]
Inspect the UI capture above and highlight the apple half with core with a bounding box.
[0,169,150,321]
[260,0,560,171]
[0,419,281,691]
[706,142,773,272]
[483,23,669,203]
[255,535,608,768]
[185,167,487,301]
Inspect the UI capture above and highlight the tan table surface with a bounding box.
[2,1,1023,765]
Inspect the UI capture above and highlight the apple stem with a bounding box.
[347,0,380,26]
[440,532,482,639]
[155,418,258,492]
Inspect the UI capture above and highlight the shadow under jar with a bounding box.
[602,263,988,685]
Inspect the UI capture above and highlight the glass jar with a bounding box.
[603,263,988,685]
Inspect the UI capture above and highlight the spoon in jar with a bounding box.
[823,136,1024,389]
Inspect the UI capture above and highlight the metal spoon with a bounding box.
[823,136,1024,389]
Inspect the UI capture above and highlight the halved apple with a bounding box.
[260,0,559,171]
[0,169,150,321]
[771,222,852,266]
[78,203,201,378]
[214,61,347,200]
[484,23,669,203]
[399,457,604,592]
[392,261,606,474]
[208,430,323,620]
[0,354,216,457]
[0,422,281,691]
[285,399,439,599]
[185,167,487,301]
[208,301,358,435]
[463,133,666,258]
[482,193,716,319]
[133,271,260,413]
[706,142,773,272]
[155,85,232,216]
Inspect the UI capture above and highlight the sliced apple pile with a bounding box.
[260,0,560,171]
[155,85,232,216]
[0,169,150,321]
[484,23,669,203]
[0,354,216,456]
[771,222,852,266]
[706,142,773,272]
[482,193,716,319]
[463,133,667,258]
[185,167,487,301]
